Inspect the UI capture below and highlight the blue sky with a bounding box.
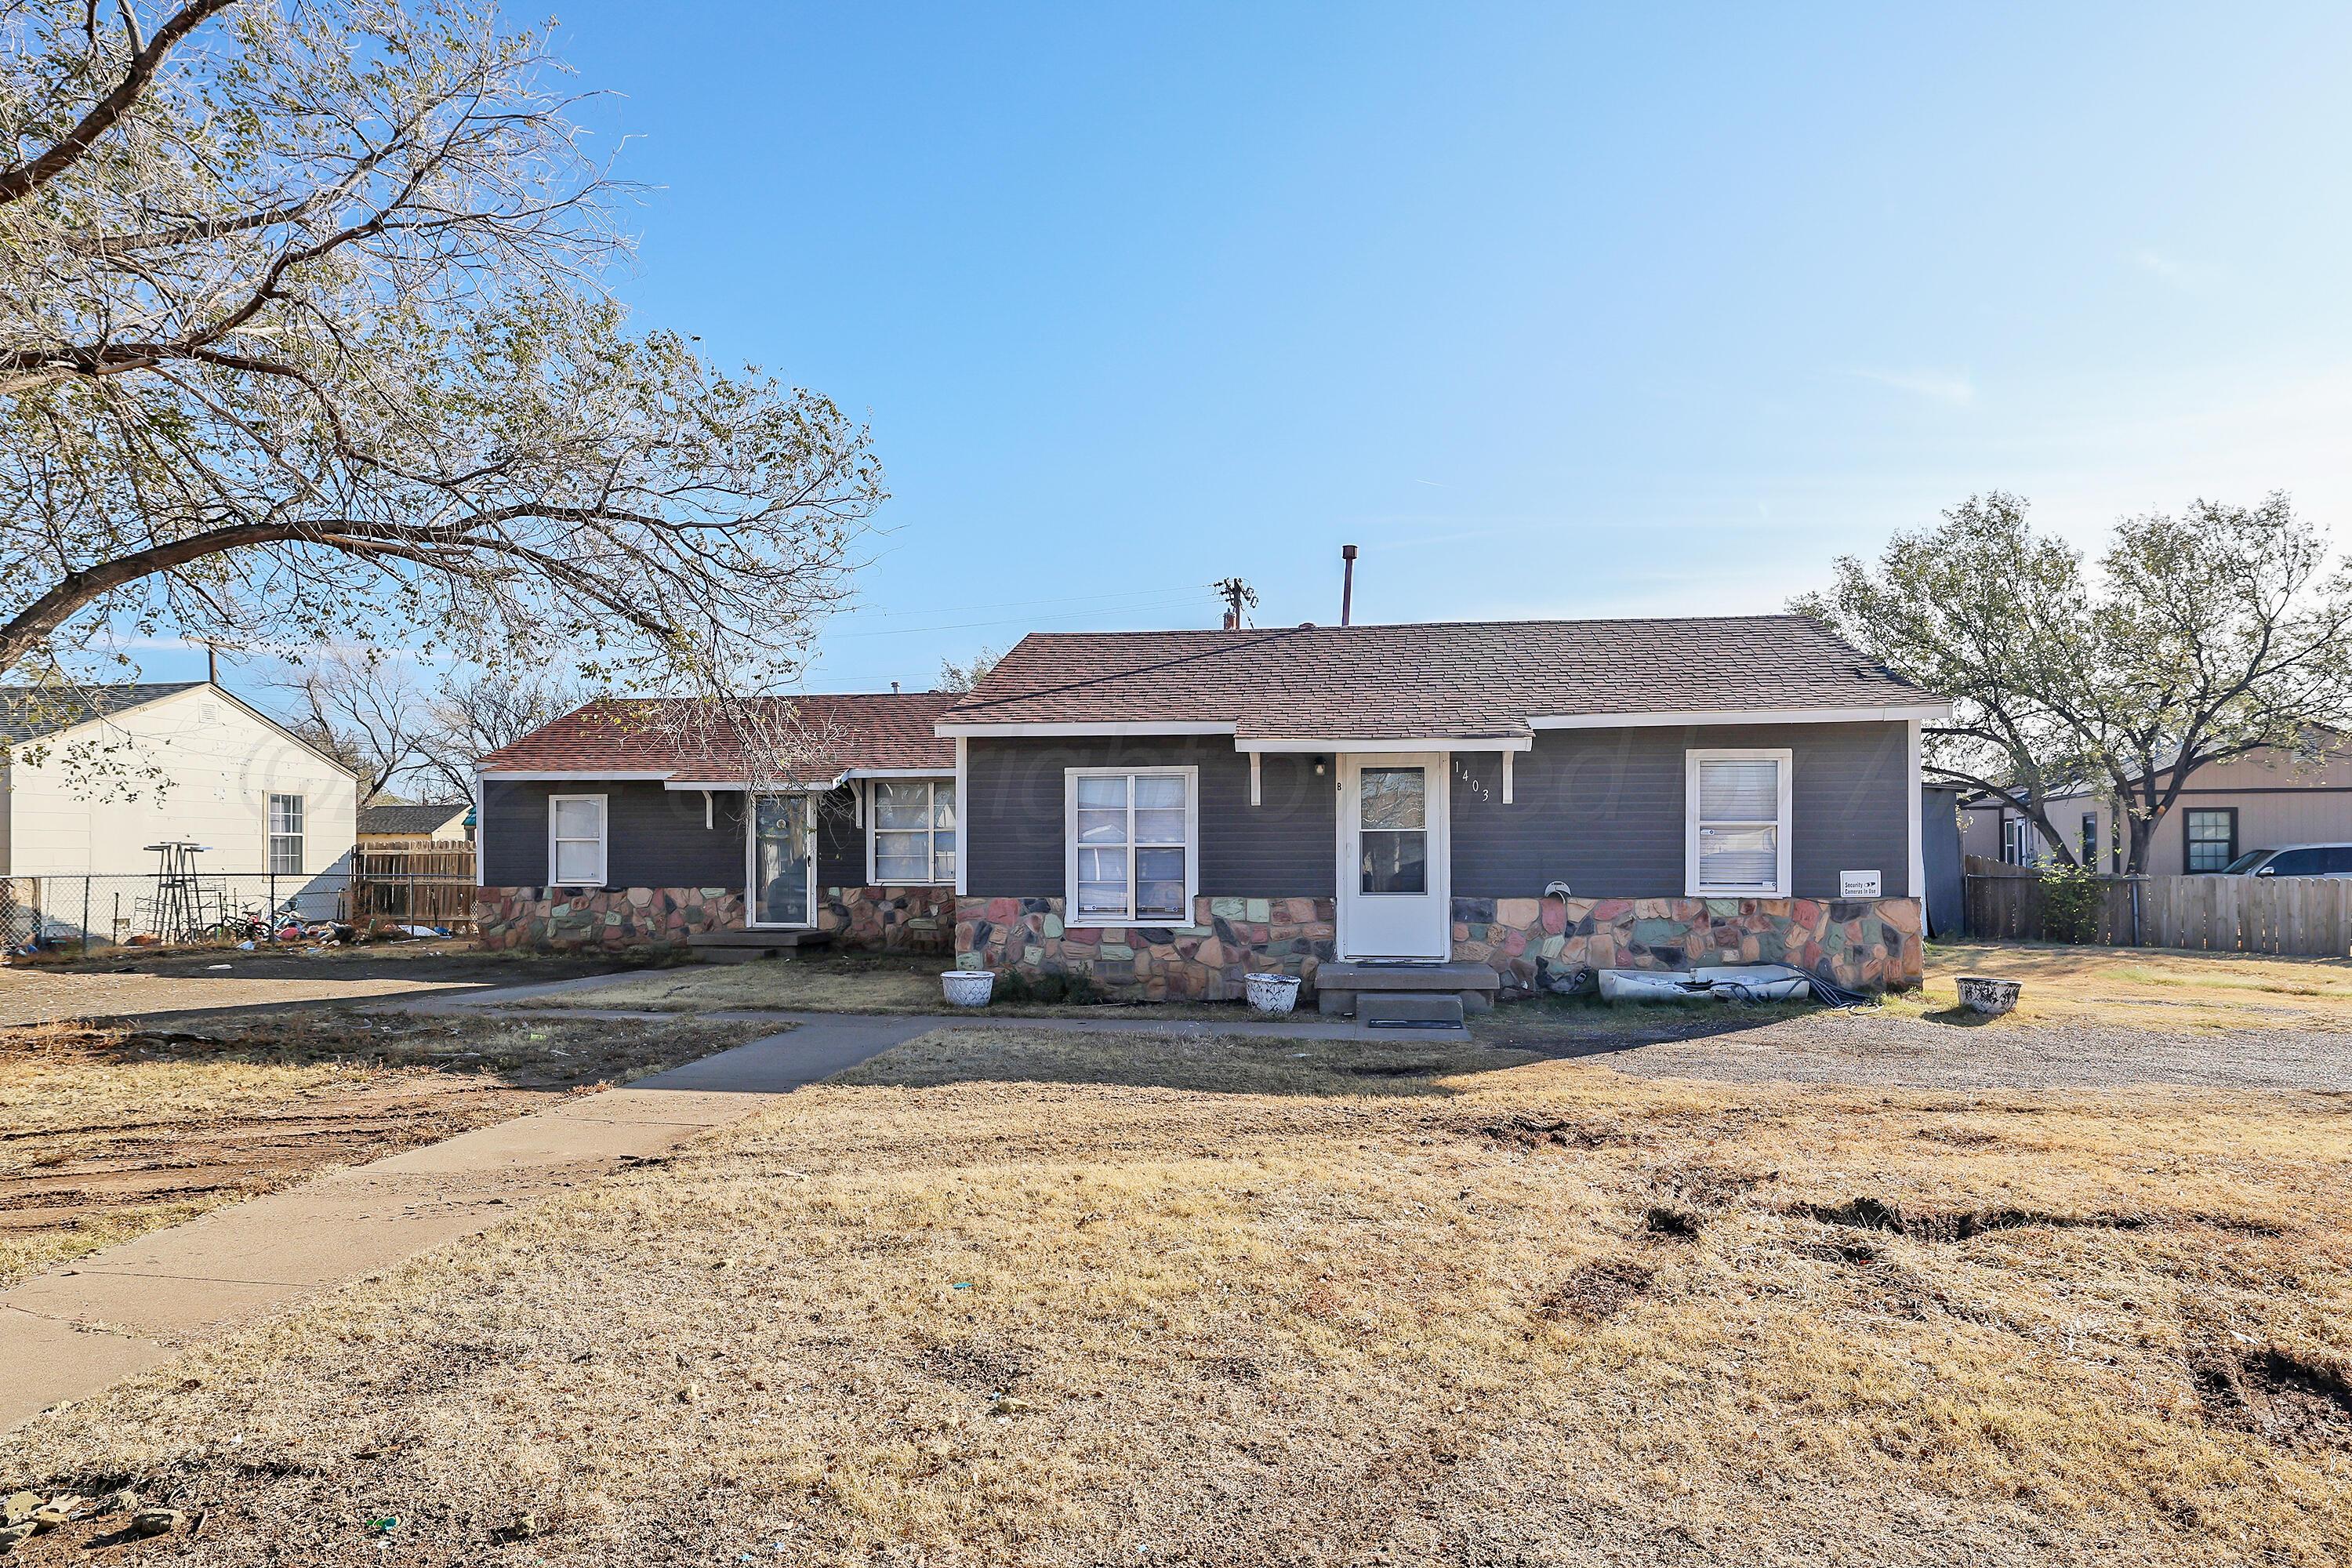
[223,3,2352,695]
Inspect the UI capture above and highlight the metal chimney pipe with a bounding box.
[1341,544,1358,626]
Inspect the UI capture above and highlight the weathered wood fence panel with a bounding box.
[349,844,478,931]
[1962,857,2352,956]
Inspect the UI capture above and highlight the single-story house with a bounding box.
[1959,730,2352,873]
[0,681,357,905]
[358,801,474,844]
[472,616,1947,996]
[474,691,962,953]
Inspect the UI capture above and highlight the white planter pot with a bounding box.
[1244,971,1302,1016]
[942,970,996,1008]
[1955,975,2021,1016]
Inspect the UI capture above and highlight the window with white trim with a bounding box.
[869,779,957,884]
[267,793,304,876]
[1066,768,1195,924]
[1686,749,1791,897]
[548,793,608,887]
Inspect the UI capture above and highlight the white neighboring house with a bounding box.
[0,681,358,925]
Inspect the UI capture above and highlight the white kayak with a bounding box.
[1597,964,1814,1004]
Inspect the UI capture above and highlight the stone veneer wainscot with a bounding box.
[956,895,1335,1001]
[1455,895,1924,994]
[475,884,954,954]
[956,892,1925,997]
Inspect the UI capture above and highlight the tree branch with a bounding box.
[0,0,239,206]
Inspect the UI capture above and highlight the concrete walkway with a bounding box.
[0,988,1385,1432]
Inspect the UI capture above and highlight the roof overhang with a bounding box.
[934,720,1237,738]
[1528,703,1951,729]
[476,769,675,782]
[1240,735,1533,753]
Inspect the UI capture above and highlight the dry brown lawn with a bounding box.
[2,1026,2346,1566]
[1907,941,2352,1032]
[547,949,1249,1019]
[0,1011,751,1287]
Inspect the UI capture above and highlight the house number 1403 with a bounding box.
[1454,759,1491,802]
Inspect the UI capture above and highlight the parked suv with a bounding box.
[2216,844,2352,877]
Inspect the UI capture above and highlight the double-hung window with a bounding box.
[869,779,957,884]
[2184,808,2237,873]
[548,793,608,887]
[267,793,304,875]
[1065,768,1196,924]
[1686,749,1792,898]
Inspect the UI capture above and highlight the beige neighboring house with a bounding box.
[0,681,358,920]
[1960,732,2352,874]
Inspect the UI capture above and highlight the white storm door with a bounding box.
[748,793,817,927]
[1337,753,1450,960]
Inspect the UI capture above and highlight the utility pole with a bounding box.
[1215,576,1259,630]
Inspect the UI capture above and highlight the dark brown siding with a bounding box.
[1447,722,1911,900]
[964,736,1336,898]
[482,779,748,889]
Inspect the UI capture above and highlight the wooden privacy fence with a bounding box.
[1962,855,2352,956]
[348,843,477,931]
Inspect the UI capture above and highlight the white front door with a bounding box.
[748,792,816,927]
[1337,753,1450,960]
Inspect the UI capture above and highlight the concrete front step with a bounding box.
[686,928,836,964]
[1356,992,1468,1033]
[1316,960,1498,1017]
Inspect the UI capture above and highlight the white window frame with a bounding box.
[267,793,305,877]
[1063,765,1200,927]
[547,792,608,888]
[865,776,958,886]
[1685,748,1793,898]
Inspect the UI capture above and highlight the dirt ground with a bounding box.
[0,1027,2345,1567]
[0,938,618,1027]
[0,1010,754,1287]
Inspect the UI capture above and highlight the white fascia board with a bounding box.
[841,767,956,779]
[478,769,674,782]
[664,775,845,792]
[933,720,1238,738]
[1529,703,1952,730]
[1243,735,1532,753]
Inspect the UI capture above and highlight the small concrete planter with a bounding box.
[942,970,996,1008]
[1244,971,1302,1016]
[1955,975,2022,1017]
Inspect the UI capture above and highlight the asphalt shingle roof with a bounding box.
[477,692,959,778]
[0,682,204,746]
[939,616,1933,740]
[358,803,471,835]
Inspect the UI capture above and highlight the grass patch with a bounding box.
[0,1011,752,1287]
[1907,942,2352,1032]
[4,1029,2347,1564]
[540,951,1261,1021]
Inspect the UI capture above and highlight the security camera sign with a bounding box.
[1841,870,1882,898]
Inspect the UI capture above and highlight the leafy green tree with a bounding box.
[1795,492,2352,873]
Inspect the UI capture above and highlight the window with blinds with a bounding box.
[1686,750,1791,897]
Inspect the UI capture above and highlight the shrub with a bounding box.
[2038,862,2106,944]
[992,969,1102,1006]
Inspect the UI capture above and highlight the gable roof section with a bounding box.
[477,692,960,779]
[938,616,1940,741]
[358,802,471,835]
[0,682,205,746]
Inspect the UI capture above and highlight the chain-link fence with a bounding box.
[0,870,352,951]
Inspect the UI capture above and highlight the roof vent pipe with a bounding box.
[1341,544,1358,626]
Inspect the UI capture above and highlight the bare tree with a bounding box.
[1797,492,2352,872]
[271,647,436,801]
[0,0,883,771]
[419,664,590,797]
